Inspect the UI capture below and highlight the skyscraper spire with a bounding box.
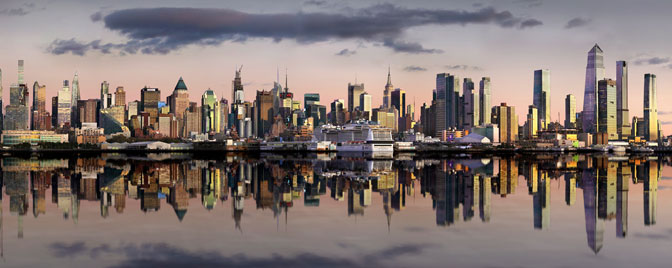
[285,68,288,93]
[386,65,392,87]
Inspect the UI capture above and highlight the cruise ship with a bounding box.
[334,123,394,153]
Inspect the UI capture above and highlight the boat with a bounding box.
[336,123,394,153]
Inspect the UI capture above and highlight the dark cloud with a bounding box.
[445,64,483,71]
[335,49,356,56]
[565,17,591,29]
[403,65,427,72]
[634,56,670,65]
[48,242,435,268]
[520,19,543,29]
[49,5,542,56]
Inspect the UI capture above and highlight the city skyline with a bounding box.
[1,0,672,133]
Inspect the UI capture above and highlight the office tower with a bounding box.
[141,87,161,124]
[101,81,112,109]
[18,60,24,84]
[497,103,518,144]
[565,94,576,129]
[391,88,406,118]
[202,89,221,134]
[384,68,393,109]
[479,77,491,125]
[51,96,58,127]
[616,61,630,139]
[597,79,617,140]
[232,66,244,104]
[582,44,605,133]
[31,81,47,130]
[114,87,126,107]
[330,99,346,125]
[127,101,139,121]
[463,78,479,129]
[533,69,550,131]
[304,93,321,124]
[347,83,364,112]
[170,77,189,136]
[5,83,30,130]
[643,74,658,142]
[359,92,372,120]
[59,81,73,127]
[526,105,538,138]
[220,98,229,130]
[254,90,273,137]
[71,72,80,124]
[77,99,100,125]
[436,73,461,130]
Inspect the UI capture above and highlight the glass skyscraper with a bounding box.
[643,74,658,142]
[533,69,550,131]
[582,44,605,133]
[616,61,630,139]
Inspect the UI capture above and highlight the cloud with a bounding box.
[514,0,543,8]
[304,0,327,6]
[634,56,670,65]
[445,64,483,71]
[335,49,356,56]
[520,19,543,29]
[48,5,542,56]
[403,65,427,72]
[90,11,103,22]
[661,121,672,125]
[565,17,591,29]
[0,3,41,16]
[658,111,672,115]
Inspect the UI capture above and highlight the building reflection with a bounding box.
[0,154,667,255]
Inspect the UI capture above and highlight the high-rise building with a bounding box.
[391,88,406,118]
[101,81,113,109]
[5,83,29,131]
[77,99,101,125]
[330,99,346,125]
[643,74,658,142]
[497,103,517,144]
[359,92,372,120]
[71,72,80,124]
[57,80,72,127]
[436,73,461,130]
[169,77,189,136]
[255,90,273,137]
[304,93,321,125]
[463,78,479,129]
[31,81,47,130]
[582,44,605,133]
[232,66,244,104]
[565,94,576,129]
[526,105,538,138]
[597,79,617,140]
[347,83,364,112]
[115,86,126,107]
[616,61,630,139]
[384,68,393,109]
[18,60,24,84]
[479,77,491,125]
[202,89,221,134]
[533,69,550,131]
[141,87,161,125]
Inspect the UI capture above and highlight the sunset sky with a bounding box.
[1,0,671,133]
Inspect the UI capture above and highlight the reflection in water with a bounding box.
[0,153,667,258]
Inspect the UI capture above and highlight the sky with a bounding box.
[1,0,671,134]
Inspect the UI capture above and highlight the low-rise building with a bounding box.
[1,130,68,145]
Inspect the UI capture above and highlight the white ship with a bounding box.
[335,123,394,153]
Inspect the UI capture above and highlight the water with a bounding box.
[1,153,671,267]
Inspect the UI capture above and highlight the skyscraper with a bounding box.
[436,73,461,130]
[347,83,364,112]
[141,87,161,125]
[202,89,221,134]
[533,69,550,131]
[643,74,658,142]
[391,88,406,118]
[57,80,72,127]
[359,92,372,120]
[463,78,479,129]
[18,60,24,84]
[170,77,189,136]
[526,105,538,138]
[597,79,617,140]
[71,72,80,124]
[479,77,491,125]
[31,81,47,130]
[383,68,393,109]
[114,86,126,107]
[565,94,576,129]
[254,90,273,137]
[616,61,630,139]
[232,66,244,104]
[582,44,605,133]
[497,103,518,144]
[101,81,110,108]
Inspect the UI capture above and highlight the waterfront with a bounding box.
[1,153,672,267]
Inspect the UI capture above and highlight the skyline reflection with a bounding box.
[0,153,667,259]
